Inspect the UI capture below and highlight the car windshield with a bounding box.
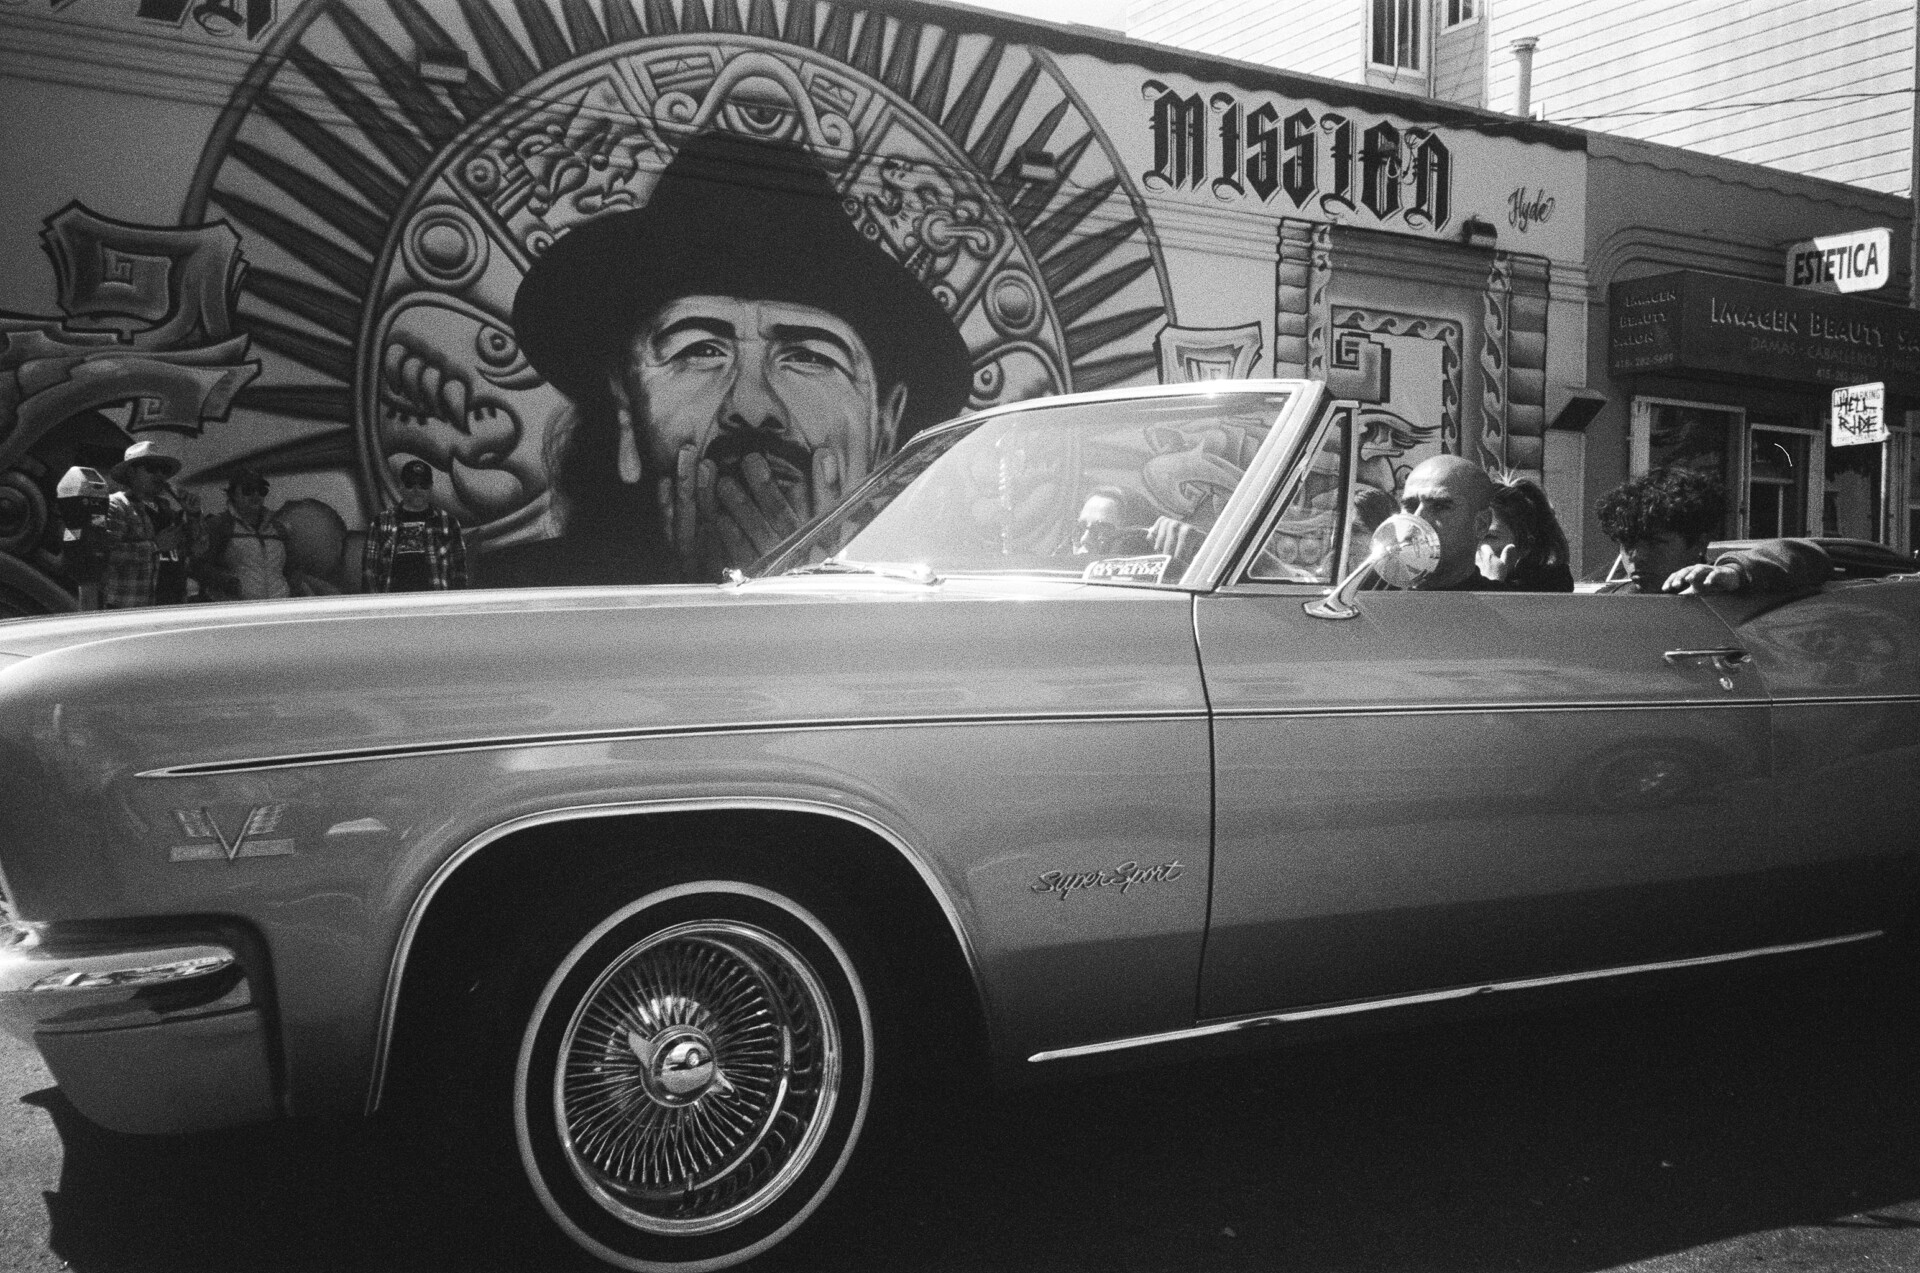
[758,390,1296,583]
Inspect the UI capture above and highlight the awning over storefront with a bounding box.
[1608,270,1920,396]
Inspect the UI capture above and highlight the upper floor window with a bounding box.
[1371,0,1424,70]
[1442,0,1478,29]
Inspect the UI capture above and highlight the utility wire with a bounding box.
[1555,88,1914,123]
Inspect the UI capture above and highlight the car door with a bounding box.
[1191,405,1786,1022]
[1718,577,1920,942]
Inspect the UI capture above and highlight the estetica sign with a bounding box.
[1609,270,1920,394]
[1786,228,1891,294]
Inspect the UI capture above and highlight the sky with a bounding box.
[945,0,1130,34]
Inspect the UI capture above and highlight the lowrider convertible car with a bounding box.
[3,381,1917,1270]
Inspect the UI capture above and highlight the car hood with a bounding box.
[0,577,1203,779]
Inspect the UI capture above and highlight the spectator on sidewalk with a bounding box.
[363,460,467,592]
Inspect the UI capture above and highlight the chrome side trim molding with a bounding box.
[138,709,1207,779]
[366,796,981,1114]
[1213,697,1770,720]
[1026,930,1883,1063]
[153,684,1908,780]
[1773,693,1920,709]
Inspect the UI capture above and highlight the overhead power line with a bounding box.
[1555,88,1915,123]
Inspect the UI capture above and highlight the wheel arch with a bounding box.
[368,797,987,1115]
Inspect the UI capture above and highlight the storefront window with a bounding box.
[1908,431,1920,553]
[1824,441,1882,541]
[1748,426,1810,539]
[1643,401,1737,538]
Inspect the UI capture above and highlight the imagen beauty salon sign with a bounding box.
[1610,270,1920,394]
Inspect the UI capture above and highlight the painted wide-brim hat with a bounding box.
[512,131,973,436]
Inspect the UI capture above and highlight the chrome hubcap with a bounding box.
[553,920,841,1236]
[632,1025,725,1105]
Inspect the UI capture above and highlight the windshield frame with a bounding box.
[749,379,1329,591]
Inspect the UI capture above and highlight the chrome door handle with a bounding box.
[1664,647,1751,688]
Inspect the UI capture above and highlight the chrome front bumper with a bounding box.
[0,921,277,1134]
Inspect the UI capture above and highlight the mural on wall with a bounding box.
[0,207,261,599]
[186,0,1190,584]
[0,0,1585,599]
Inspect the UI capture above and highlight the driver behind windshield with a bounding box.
[1070,486,1157,559]
[1594,467,1831,595]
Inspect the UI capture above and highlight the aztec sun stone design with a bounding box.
[186,0,1172,550]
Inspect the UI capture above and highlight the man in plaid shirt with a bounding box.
[101,441,181,609]
[363,459,467,591]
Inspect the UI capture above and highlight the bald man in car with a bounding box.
[1395,454,1507,590]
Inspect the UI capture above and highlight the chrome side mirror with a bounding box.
[1304,513,1441,619]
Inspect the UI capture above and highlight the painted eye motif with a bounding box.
[475,323,541,390]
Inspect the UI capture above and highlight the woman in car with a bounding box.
[1478,476,1575,591]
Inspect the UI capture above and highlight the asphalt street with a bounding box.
[4,948,1919,1273]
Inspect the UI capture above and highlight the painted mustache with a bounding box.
[702,428,814,487]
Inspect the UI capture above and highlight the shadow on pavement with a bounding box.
[35,951,1920,1272]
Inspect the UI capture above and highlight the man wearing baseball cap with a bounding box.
[363,458,468,592]
[493,130,972,586]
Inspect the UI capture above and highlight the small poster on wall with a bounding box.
[1832,382,1889,447]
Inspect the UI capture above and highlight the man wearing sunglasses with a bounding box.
[200,468,294,601]
[364,459,467,592]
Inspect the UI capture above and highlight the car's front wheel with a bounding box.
[513,880,873,1272]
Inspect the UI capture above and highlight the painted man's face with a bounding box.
[607,295,909,576]
[629,294,890,482]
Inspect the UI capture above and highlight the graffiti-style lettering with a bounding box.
[1142,81,1206,192]
[1245,104,1280,203]
[1142,86,1454,232]
[1404,131,1452,230]
[1506,185,1553,233]
[1319,113,1357,216]
[1360,121,1401,220]
[0,204,260,478]
[1210,93,1242,200]
[1280,108,1315,208]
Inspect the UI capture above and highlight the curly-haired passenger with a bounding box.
[1594,466,1828,595]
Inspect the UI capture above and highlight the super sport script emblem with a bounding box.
[169,805,295,863]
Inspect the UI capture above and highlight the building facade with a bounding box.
[1129,0,1915,196]
[1129,0,1489,107]
[1127,0,1920,572]
[0,0,1590,604]
[1588,132,1919,570]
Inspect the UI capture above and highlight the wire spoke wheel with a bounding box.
[558,922,838,1231]
[516,882,872,1272]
